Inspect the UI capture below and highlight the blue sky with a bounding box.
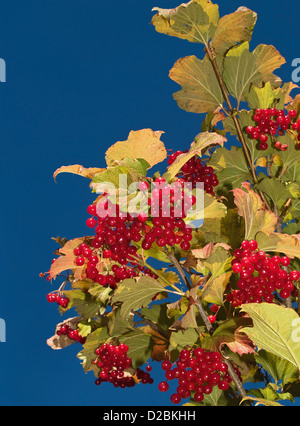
[0,0,299,406]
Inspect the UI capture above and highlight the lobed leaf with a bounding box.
[151,0,219,46]
[105,129,167,169]
[169,55,225,114]
[232,183,277,240]
[223,42,285,106]
[240,303,300,371]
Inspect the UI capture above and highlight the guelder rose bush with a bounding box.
[41,0,300,407]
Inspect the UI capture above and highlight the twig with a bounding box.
[224,359,251,405]
[165,249,192,290]
[194,297,213,334]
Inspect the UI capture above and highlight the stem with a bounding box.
[206,42,272,212]
[224,360,251,405]
[194,297,213,334]
[165,249,192,290]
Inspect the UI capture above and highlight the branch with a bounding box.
[205,42,272,212]
[224,359,251,405]
[165,249,192,290]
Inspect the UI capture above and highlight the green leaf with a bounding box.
[241,396,284,406]
[272,131,300,178]
[249,384,294,403]
[111,276,168,319]
[240,303,300,371]
[208,146,251,190]
[61,289,107,318]
[211,7,257,56]
[77,327,109,374]
[256,177,291,207]
[169,328,200,352]
[246,81,281,109]
[151,0,219,46]
[108,308,135,338]
[119,330,153,368]
[140,304,174,331]
[77,321,93,338]
[169,54,225,114]
[255,350,299,386]
[223,42,285,106]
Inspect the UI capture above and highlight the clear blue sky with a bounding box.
[0,0,299,406]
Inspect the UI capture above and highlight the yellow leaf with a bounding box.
[105,129,167,169]
[53,165,105,181]
[233,183,277,240]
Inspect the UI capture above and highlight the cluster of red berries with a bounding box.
[226,240,300,307]
[246,108,300,151]
[168,151,219,195]
[73,240,157,290]
[56,324,86,344]
[84,178,198,258]
[46,292,69,308]
[92,342,153,388]
[158,348,240,404]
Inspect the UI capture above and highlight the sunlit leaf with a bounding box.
[169,55,225,113]
[152,0,219,46]
[105,129,167,169]
[212,7,257,55]
[232,183,277,240]
[223,42,285,106]
[240,303,300,370]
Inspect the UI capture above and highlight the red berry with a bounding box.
[75,256,85,266]
[208,315,216,324]
[86,217,96,228]
[289,109,297,118]
[158,381,169,392]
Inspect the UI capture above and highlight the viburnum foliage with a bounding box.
[42,0,300,407]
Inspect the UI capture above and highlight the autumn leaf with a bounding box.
[47,317,82,350]
[211,7,257,56]
[232,183,277,240]
[202,317,256,356]
[49,237,85,280]
[163,131,226,182]
[223,42,286,106]
[169,55,225,114]
[143,325,169,362]
[255,232,300,259]
[105,129,167,169]
[151,0,219,46]
[53,165,105,182]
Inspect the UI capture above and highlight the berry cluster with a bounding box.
[56,324,86,344]
[158,348,240,404]
[168,151,219,195]
[246,108,300,151]
[92,342,153,388]
[226,240,300,307]
[73,240,157,290]
[47,292,69,308]
[85,178,197,259]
